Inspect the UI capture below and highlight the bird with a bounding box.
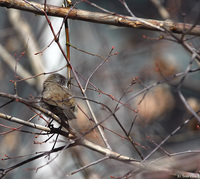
[41,73,77,122]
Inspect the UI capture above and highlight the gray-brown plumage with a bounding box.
[41,73,77,121]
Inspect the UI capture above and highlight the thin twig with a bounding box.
[142,110,200,162]
[178,90,200,123]
[67,157,109,176]
[84,47,114,91]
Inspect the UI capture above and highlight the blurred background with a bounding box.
[0,0,200,178]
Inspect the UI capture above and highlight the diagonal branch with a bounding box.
[0,0,200,36]
[0,112,50,132]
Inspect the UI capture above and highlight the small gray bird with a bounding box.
[41,73,77,121]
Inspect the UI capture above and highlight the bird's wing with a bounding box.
[42,83,68,104]
[42,84,76,120]
[63,107,76,120]
[42,84,63,107]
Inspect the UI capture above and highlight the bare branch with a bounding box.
[67,157,109,176]
[0,44,36,87]
[0,92,62,126]
[8,9,44,90]
[142,110,200,162]
[0,112,50,132]
[0,0,200,36]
